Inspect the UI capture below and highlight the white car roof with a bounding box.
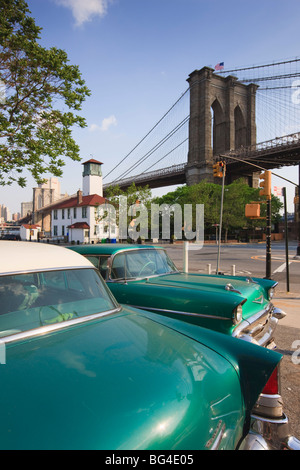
[0,241,93,275]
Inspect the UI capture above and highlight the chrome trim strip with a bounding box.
[252,295,264,304]
[0,307,122,344]
[210,426,226,450]
[129,305,230,321]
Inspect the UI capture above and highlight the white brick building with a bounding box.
[50,160,116,244]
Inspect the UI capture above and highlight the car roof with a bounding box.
[69,243,165,256]
[0,241,93,275]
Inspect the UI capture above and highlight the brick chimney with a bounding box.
[77,189,83,204]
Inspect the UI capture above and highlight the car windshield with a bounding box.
[0,268,118,337]
[110,249,178,280]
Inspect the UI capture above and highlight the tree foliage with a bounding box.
[0,0,91,186]
[154,180,283,238]
[105,182,152,210]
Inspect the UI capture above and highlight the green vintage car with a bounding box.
[0,241,299,450]
[69,244,285,348]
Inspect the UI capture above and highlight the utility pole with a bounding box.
[213,161,226,274]
[265,198,272,279]
[259,170,272,279]
[297,164,300,257]
[282,187,290,292]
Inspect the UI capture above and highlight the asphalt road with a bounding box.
[164,241,299,293]
[164,241,300,442]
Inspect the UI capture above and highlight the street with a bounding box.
[164,241,299,293]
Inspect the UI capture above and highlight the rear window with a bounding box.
[0,268,117,337]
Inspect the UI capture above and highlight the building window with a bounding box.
[53,225,58,236]
[62,226,65,236]
[82,206,87,218]
[67,208,70,219]
[62,209,65,219]
[74,207,77,219]
[53,210,58,220]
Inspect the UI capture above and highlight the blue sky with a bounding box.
[1,0,300,214]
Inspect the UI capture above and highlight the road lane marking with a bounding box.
[273,262,292,274]
[251,255,300,262]
[274,262,287,273]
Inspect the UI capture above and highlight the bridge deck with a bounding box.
[103,133,300,191]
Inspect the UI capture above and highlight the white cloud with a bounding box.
[55,0,109,26]
[100,115,117,131]
[89,115,117,132]
[89,123,101,132]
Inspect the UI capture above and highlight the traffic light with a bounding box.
[259,170,271,199]
[213,161,225,178]
[245,203,261,218]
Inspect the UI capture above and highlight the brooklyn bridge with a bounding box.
[103,58,300,192]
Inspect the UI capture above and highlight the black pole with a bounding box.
[216,166,225,274]
[282,187,290,292]
[266,197,272,279]
[297,164,300,256]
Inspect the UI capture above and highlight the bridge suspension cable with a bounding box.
[110,116,189,183]
[215,57,300,75]
[105,57,300,188]
[103,87,190,181]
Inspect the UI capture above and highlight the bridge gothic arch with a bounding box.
[234,104,247,150]
[186,67,258,185]
[211,98,226,157]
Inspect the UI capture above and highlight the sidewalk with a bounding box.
[273,291,300,329]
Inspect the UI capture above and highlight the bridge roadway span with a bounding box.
[103,132,300,192]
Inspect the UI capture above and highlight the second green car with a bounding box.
[68,244,286,347]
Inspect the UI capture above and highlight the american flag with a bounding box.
[215,62,224,71]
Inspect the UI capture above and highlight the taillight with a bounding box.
[262,366,279,395]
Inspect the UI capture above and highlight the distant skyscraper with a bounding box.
[0,204,11,222]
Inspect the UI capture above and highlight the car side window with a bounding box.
[85,255,108,279]
[111,253,126,279]
[99,256,109,279]
[86,256,99,269]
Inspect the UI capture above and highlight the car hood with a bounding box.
[147,273,266,297]
[145,273,275,317]
[0,307,280,450]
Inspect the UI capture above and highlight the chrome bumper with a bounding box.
[240,388,300,450]
[239,413,300,450]
[232,304,286,348]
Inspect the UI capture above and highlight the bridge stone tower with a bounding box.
[186,67,259,185]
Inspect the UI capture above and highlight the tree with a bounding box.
[0,0,91,187]
[104,183,153,241]
[154,181,221,236]
[154,180,283,241]
[105,182,152,209]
